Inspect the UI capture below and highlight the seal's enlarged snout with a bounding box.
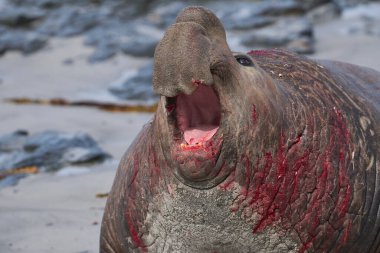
[153,6,230,97]
[153,21,213,97]
[153,7,237,187]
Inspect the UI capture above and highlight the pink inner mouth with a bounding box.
[176,84,221,146]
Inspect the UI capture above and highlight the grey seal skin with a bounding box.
[100,6,380,253]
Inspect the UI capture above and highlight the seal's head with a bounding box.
[153,7,285,189]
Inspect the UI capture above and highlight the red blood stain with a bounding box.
[149,146,161,191]
[340,220,352,244]
[276,131,287,180]
[248,50,271,56]
[129,155,140,187]
[298,237,315,253]
[125,211,147,252]
[124,153,148,252]
[180,143,205,151]
[173,138,222,175]
[219,170,236,191]
[223,108,353,252]
[166,104,176,113]
[242,155,252,197]
[124,155,147,252]
[124,129,163,252]
[252,105,257,122]
[192,79,205,87]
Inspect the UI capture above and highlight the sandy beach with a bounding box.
[0,37,154,253]
[1,5,380,253]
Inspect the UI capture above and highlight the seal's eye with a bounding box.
[235,55,254,67]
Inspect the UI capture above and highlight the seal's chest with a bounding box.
[141,184,299,253]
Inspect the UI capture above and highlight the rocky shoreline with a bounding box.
[0,1,313,60]
[1,0,380,104]
[1,0,380,186]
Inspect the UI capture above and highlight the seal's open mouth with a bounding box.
[165,83,225,184]
[167,84,221,149]
[177,84,221,146]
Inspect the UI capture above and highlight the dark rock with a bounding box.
[22,32,48,53]
[109,61,157,101]
[0,26,6,54]
[333,0,374,10]
[294,0,330,10]
[84,20,124,62]
[208,1,305,30]
[20,131,110,168]
[0,174,26,188]
[0,48,4,56]
[0,130,110,187]
[118,0,157,16]
[0,29,48,54]
[221,14,276,31]
[241,17,314,54]
[36,5,107,37]
[12,0,89,9]
[85,15,162,60]
[63,58,74,65]
[286,37,315,54]
[0,130,29,152]
[120,36,159,58]
[341,2,380,36]
[255,1,305,16]
[88,37,120,62]
[83,15,139,58]
[83,20,123,47]
[147,2,190,28]
[12,0,63,8]
[0,6,46,27]
[88,43,118,62]
[306,3,340,24]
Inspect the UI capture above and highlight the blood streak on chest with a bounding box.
[220,108,353,252]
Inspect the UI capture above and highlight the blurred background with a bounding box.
[0,0,380,252]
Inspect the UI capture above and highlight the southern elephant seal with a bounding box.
[100,6,380,253]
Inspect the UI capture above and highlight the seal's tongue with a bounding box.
[176,84,221,146]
